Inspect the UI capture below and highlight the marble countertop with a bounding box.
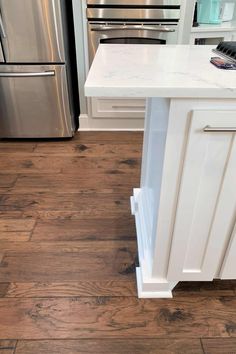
[85,44,236,99]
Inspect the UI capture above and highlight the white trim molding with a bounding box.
[79,113,144,131]
[131,189,177,298]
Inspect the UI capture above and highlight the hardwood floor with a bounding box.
[0,132,236,353]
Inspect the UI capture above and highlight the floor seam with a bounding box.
[28,220,38,241]
[200,338,206,354]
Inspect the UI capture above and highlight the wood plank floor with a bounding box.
[0,132,236,353]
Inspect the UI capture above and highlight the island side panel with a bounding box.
[140,98,171,266]
[132,97,178,297]
[147,98,191,280]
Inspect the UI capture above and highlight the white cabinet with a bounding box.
[179,1,236,45]
[132,98,236,298]
[91,97,145,118]
[168,110,236,281]
[190,30,233,45]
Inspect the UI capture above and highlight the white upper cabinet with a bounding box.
[179,0,236,44]
[167,110,236,281]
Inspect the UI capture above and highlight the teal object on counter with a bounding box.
[197,0,222,24]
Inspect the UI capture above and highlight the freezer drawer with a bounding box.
[0,65,74,138]
[0,0,66,63]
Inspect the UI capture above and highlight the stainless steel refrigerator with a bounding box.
[0,0,79,138]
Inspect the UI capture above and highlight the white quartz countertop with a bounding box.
[84,44,236,99]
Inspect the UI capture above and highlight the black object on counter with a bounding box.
[213,41,236,62]
[210,56,236,70]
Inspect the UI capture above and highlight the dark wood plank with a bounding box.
[31,217,136,241]
[0,240,136,255]
[207,297,236,337]
[0,212,24,219]
[0,232,31,242]
[0,141,36,153]
[0,219,35,232]
[0,175,17,189]
[0,155,61,174]
[71,131,143,144]
[0,155,140,174]
[0,340,17,354]
[0,193,131,217]
[0,219,35,242]
[202,338,236,353]
[4,281,137,297]
[15,339,203,354]
[174,280,236,297]
[0,297,209,339]
[59,157,140,174]
[0,241,137,282]
[0,283,9,298]
[34,142,142,157]
[13,173,140,193]
[28,211,133,220]
[0,252,136,282]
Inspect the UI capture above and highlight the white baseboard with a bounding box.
[136,267,177,299]
[78,114,144,131]
[78,114,90,130]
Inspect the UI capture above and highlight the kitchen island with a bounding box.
[85,44,236,298]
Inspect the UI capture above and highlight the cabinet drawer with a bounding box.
[91,97,146,118]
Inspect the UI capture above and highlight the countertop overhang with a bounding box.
[84,44,236,99]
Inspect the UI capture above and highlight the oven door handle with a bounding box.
[90,25,175,33]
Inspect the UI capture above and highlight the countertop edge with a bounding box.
[84,86,236,99]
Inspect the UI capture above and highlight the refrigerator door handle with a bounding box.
[0,11,6,38]
[0,70,55,77]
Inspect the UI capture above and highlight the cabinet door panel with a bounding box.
[219,140,236,279]
[204,135,236,278]
[167,110,236,281]
[221,225,236,279]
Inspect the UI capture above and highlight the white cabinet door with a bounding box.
[167,110,236,281]
[219,138,236,279]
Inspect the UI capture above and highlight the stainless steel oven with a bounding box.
[87,0,181,65]
[86,0,181,122]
